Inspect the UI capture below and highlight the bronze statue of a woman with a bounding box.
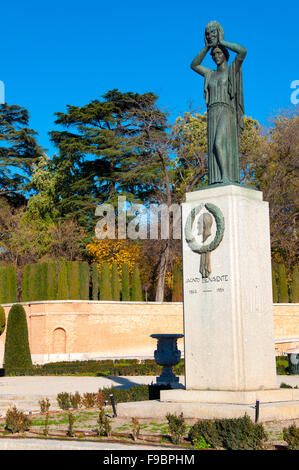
[191,21,247,185]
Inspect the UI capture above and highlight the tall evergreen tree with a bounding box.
[4,304,32,369]
[79,262,90,300]
[40,262,48,301]
[91,263,99,300]
[0,104,43,200]
[277,263,289,303]
[172,263,183,302]
[0,266,17,303]
[68,261,80,300]
[22,264,30,302]
[121,263,130,301]
[131,265,143,301]
[290,266,299,303]
[271,264,278,303]
[111,262,120,301]
[57,262,69,300]
[0,305,5,336]
[100,263,112,301]
[49,89,168,229]
[28,264,37,302]
[0,267,8,304]
[47,262,57,301]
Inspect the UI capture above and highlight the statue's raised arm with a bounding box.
[190,21,247,185]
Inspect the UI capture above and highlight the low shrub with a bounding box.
[188,414,267,450]
[100,384,171,404]
[283,424,299,450]
[193,436,211,449]
[82,392,96,408]
[5,406,31,433]
[57,392,71,410]
[95,392,105,408]
[166,412,187,444]
[38,397,51,413]
[70,391,81,409]
[96,407,111,437]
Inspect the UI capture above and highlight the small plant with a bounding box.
[166,412,187,444]
[67,412,75,437]
[70,391,81,409]
[193,436,211,450]
[188,414,267,450]
[131,417,141,441]
[96,407,111,437]
[82,392,96,408]
[5,406,31,433]
[39,397,51,413]
[95,391,105,408]
[57,392,71,410]
[43,412,49,436]
[283,424,299,450]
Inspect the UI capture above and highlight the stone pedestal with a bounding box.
[159,184,299,416]
[181,184,277,392]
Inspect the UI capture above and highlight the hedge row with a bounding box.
[19,261,144,302]
[22,261,90,302]
[0,266,17,304]
[272,263,299,303]
[4,359,185,377]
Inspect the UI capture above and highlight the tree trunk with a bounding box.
[155,240,170,302]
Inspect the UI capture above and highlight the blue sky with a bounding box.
[0,0,298,155]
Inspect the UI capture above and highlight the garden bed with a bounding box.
[0,407,297,450]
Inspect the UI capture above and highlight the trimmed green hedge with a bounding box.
[0,266,17,304]
[4,358,185,377]
[188,414,267,450]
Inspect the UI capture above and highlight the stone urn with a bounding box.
[151,334,184,385]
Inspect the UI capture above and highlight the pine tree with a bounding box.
[100,263,112,300]
[0,104,43,198]
[121,263,130,301]
[0,305,5,336]
[277,263,289,303]
[111,262,120,301]
[57,262,69,300]
[131,265,143,301]
[172,263,183,302]
[271,264,278,303]
[4,304,32,369]
[79,262,90,300]
[290,266,299,303]
[92,263,99,300]
[47,262,57,301]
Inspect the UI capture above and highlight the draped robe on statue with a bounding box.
[204,55,244,185]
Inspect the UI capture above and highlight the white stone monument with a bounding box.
[159,184,299,417]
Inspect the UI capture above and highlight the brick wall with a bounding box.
[0,301,298,364]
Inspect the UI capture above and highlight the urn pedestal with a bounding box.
[151,334,184,385]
